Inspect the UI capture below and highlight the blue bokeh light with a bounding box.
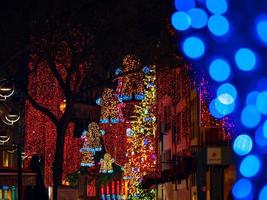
[233,134,253,156]
[209,98,235,119]
[259,185,267,200]
[208,15,229,36]
[256,20,267,44]
[235,48,256,71]
[171,12,191,31]
[256,91,267,114]
[255,125,267,148]
[240,155,260,177]
[246,91,259,105]
[206,0,228,15]
[188,8,208,29]
[175,0,195,11]
[263,120,267,137]
[217,83,237,104]
[232,178,252,199]
[209,59,231,82]
[241,105,261,128]
[182,36,205,59]
[209,99,225,119]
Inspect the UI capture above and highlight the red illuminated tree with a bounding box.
[23,24,101,200]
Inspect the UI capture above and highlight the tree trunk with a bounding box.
[52,124,67,200]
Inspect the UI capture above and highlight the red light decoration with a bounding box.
[25,57,82,186]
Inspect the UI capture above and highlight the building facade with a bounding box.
[157,66,236,200]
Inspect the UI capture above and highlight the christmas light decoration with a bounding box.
[125,65,157,195]
[119,55,144,101]
[99,88,122,123]
[99,153,115,173]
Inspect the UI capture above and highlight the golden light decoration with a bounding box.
[99,88,120,123]
[80,122,102,167]
[125,65,157,194]
[99,153,114,173]
[120,55,144,100]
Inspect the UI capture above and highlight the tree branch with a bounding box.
[45,52,66,91]
[26,92,59,125]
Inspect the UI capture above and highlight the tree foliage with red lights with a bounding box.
[24,23,99,200]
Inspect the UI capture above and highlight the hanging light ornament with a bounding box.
[0,135,10,145]
[0,79,15,101]
[1,112,20,126]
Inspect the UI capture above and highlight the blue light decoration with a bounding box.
[263,120,267,137]
[240,155,260,178]
[255,125,267,149]
[100,119,109,124]
[100,130,106,136]
[171,11,191,31]
[256,19,267,44]
[209,99,225,119]
[118,94,132,101]
[259,185,267,200]
[115,68,122,75]
[110,118,119,124]
[188,8,208,29]
[182,36,205,59]
[209,59,231,82]
[135,93,145,100]
[142,66,151,74]
[217,83,237,104]
[205,0,228,15]
[126,128,134,137]
[235,48,256,71]
[241,105,261,128]
[232,178,253,199]
[246,91,259,105]
[208,15,229,36]
[170,0,267,196]
[96,98,102,105]
[233,134,253,156]
[256,91,267,114]
[175,0,195,11]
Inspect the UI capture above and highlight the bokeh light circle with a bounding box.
[259,185,267,200]
[171,12,191,31]
[233,134,253,156]
[239,155,260,177]
[256,91,267,114]
[175,0,195,11]
[209,59,231,82]
[235,48,256,71]
[206,0,228,15]
[208,15,229,36]
[255,125,267,148]
[241,105,261,128]
[256,20,267,44]
[217,83,237,104]
[246,91,259,105]
[182,36,205,59]
[232,178,252,199]
[188,8,208,29]
[209,98,235,119]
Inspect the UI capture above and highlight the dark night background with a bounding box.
[0,0,178,78]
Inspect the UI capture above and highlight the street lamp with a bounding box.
[0,79,15,101]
